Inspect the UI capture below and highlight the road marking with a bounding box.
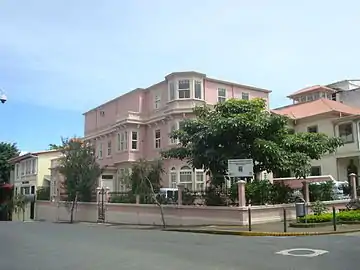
[275,248,329,257]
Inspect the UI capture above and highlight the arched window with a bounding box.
[169,167,177,188]
[180,166,193,190]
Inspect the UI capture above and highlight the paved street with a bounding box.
[1,221,359,270]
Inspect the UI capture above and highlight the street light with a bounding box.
[0,89,7,104]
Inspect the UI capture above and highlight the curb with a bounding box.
[165,228,360,237]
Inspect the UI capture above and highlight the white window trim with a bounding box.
[178,79,191,99]
[169,81,176,101]
[179,165,193,190]
[169,167,178,188]
[241,92,250,100]
[106,140,112,157]
[338,122,354,143]
[117,131,128,152]
[154,129,161,149]
[131,130,139,151]
[154,94,161,110]
[169,122,178,145]
[98,142,103,159]
[217,88,226,103]
[194,80,203,100]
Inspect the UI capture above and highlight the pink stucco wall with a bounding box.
[83,71,270,187]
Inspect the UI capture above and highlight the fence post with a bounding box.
[248,207,252,231]
[283,208,287,232]
[177,184,184,206]
[332,206,337,231]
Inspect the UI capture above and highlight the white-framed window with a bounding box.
[131,131,138,150]
[155,129,161,149]
[169,82,175,101]
[194,80,202,99]
[170,167,177,188]
[242,92,249,100]
[26,160,31,174]
[307,125,318,133]
[217,88,226,103]
[98,142,103,159]
[15,164,19,178]
[31,159,36,174]
[154,94,161,109]
[195,169,205,191]
[117,133,121,151]
[117,131,128,152]
[21,163,25,176]
[169,123,177,144]
[178,80,190,99]
[179,166,193,190]
[107,140,112,156]
[339,122,354,143]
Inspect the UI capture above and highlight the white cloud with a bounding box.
[1,0,360,110]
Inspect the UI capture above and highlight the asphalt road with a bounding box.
[1,221,359,270]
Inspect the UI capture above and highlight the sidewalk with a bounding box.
[166,222,360,236]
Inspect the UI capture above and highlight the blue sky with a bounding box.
[0,0,359,152]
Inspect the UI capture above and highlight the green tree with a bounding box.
[162,98,343,186]
[129,159,166,227]
[0,142,20,183]
[58,137,101,223]
[12,194,30,221]
[48,144,62,150]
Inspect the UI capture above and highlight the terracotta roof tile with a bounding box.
[272,98,360,120]
[287,85,336,98]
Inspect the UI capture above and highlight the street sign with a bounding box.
[228,159,253,177]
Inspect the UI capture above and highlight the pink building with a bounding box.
[83,71,271,192]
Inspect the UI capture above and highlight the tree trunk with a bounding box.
[145,177,166,228]
[70,193,78,223]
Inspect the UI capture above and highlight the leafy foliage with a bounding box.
[162,98,343,185]
[12,194,30,221]
[306,181,335,202]
[130,159,164,201]
[299,210,360,223]
[311,200,328,215]
[58,137,101,203]
[57,137,101,222]
[0,142,20,183]
[48,144,62,150]
[36,187,50,201]
[245,180,294,205]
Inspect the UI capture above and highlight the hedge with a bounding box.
[299,210,360,223]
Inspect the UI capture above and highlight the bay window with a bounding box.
[194,80,202,99]
[179,166,193,190]
[131,131,138,150]
[155,129,161,149]
[339,123,354,143]
[217,88,226,103]
[170,167,177,188]
[178,80,190,99]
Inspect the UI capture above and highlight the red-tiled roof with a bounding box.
[272,98,360,120]
[287,85,336,98]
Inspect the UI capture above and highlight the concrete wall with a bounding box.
[35,200,350,226]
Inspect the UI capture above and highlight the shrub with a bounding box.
[311,200,328,215]
[307,181,335,201]
[36,187,50,201]
[299,210,360,223]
